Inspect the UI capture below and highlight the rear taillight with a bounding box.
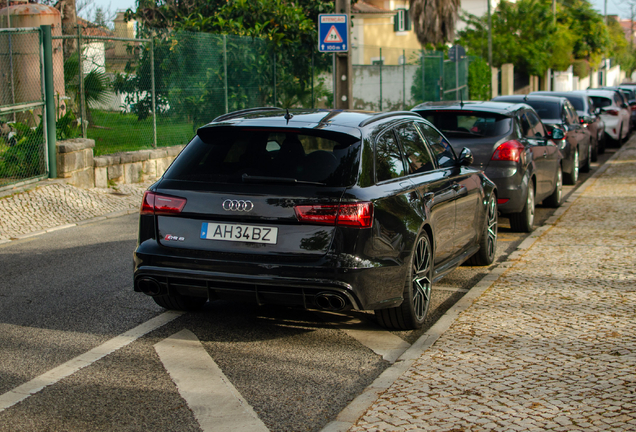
[294,202,373,228]
[140,191,187,215]
[631,105,636,111]
[497,198,510,205]
[605,109,619,116]
[491,140,524,162]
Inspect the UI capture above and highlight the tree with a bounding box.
[409,0,461,45]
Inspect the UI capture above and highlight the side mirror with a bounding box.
[458,147,473,166]
[551,128,565,140]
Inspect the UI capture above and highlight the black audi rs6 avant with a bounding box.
[133,108,498,329]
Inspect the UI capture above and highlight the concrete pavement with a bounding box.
[334,139,636,430]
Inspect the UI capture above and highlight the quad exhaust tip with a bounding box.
[137,278,162,296]
[314,292,347,311]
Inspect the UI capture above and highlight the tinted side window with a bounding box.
[396,122,435,174]
[417,123,456,168]
[526,111,545,138]
[519,112,533,137]
[375,131,405,182]
[566,103,579,123]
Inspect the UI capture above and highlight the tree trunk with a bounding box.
[409,0,461,46]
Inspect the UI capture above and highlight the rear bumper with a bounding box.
[133,242,407,311]
[483,166,529,214]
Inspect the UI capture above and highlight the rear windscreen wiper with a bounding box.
[241,174,326,186]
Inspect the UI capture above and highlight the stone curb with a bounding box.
[320,142,633,432]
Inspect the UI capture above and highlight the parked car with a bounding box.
[585,89,631,145]
[601,86,636,130]
[133,108,498,330]
[530,90,605,159]
[492,94,592,185]
[412,101,563,233]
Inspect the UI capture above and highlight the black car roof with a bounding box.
[411,100,529,115]
[492,95,566,105]
[209,108,420,128]
[531,90,589,99]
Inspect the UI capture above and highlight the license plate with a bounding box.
[200,222,278,244]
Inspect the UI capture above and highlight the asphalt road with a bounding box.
[0,147,617,432]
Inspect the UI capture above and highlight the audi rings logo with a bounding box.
[222,199,254,212]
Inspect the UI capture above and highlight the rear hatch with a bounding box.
[149,126,362,262]
[415,110,513,169]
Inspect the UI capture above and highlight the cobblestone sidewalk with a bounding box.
[0,181,150,242]
[350,142,636,431]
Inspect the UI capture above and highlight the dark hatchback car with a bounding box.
[133,108,497,330]
[412,101,563,233]
[531,90,604,158]
[492,95,592,185]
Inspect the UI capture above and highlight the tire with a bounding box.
[616,123,624,147]
[581,143,591,173]
[375,233,433,330]
[153,292,207,311]
[563,147,579,185]
[598,134,606,154]
[591,137,599,162]
[509,183,535,233]
[543,164,563,208]
[466,194,498,266]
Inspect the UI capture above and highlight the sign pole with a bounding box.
[333,53,336,109]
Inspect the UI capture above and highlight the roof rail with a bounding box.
[358,111,421,127]
[212,107,284,123]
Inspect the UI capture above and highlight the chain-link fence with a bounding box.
[0,27,48,188]
[54,28,334,155]
[349,45,469,111]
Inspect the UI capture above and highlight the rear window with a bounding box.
[564,96,584,111]
[418,111,511,138]
[524,101,560,120]
[589,96,612,108]
[164,127,361,187]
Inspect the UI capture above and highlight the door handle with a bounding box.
[451,184,461,191]
[423,192,434,201]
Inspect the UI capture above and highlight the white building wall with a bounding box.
[553,66,574,92]
[352,64,419,110]
[606,65,621,86]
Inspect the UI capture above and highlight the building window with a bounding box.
[394,9,411,32]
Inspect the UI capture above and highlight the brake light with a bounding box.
[497,198,509,205]
[605,109,619,116]
[631,105,636,111]
[294,202,373,228]
[491,140,524,162]
[140,191,187,215]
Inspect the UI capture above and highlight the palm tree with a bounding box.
[409,0,462,45]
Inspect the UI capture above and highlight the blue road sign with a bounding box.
[318,14,348,53]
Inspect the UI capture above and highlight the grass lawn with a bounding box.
[88,110,195,156]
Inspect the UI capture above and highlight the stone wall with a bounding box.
[93,146,183,188]
[56,138,184,188]
[56,138,95,188]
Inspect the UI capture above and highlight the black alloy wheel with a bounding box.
[544,165,563,208]
[153,292,208,311]
[510,183,535,233]
[564,147,579,185]
[466,194,498,266]
[375,233,433,330]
